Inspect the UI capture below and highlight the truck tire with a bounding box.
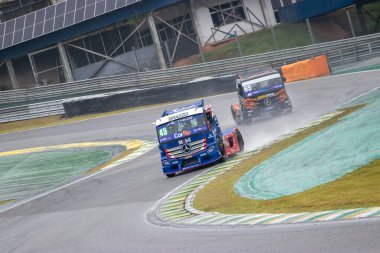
[231,105,241,125]
[166,173,175,178]
[236,129,244,152]
[217,138,227,163]
[231,105,236,121]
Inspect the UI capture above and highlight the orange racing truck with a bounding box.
[231,70,292,124]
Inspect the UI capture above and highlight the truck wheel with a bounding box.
[217,138,227,163]
[236,130,244,152]
[230,105,235,118]
[166,173,175,178]
[231,105,241,125]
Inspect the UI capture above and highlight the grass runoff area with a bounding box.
[189,1,380,64]
[0,146,125,203]
[193,23,325,63]
[194,104,380,214]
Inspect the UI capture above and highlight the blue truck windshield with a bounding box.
[157,114,208,143]
[241,75,283,97]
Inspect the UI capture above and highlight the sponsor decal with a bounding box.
[258,94,267,100]
[178,138,191,145]
[174,131,191,139]
[194,126,208,133]
[160,136,173,142]
[258,93,275,100]
[168,112,189,121]
[174,132,184,139]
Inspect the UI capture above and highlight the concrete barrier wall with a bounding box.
[63,75,237,117]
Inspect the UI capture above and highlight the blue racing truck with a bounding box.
[155,100,244,178]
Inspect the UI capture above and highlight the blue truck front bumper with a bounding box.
[162,147,221,175]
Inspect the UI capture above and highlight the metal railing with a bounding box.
[0,100,64,124]
[0,33,380,124]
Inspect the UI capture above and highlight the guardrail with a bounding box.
[1,33,380,124]
[1,33,380,106]
[0,100,64,123]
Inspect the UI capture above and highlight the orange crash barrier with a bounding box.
[281,55,331,83]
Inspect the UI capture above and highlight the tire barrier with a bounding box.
[281,55,331,83]
[63,75,237,117]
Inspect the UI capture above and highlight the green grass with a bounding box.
[364,2,380,32]
[0,147,124,202]
[0,199,15,205]
[194,23,326,63]
[193,104,380,214]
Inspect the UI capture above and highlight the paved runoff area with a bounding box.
[152,87,380,226]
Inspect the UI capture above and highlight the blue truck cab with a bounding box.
[155,100,244,178]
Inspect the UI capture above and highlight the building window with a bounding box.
[0,0,50,22]
[157,14,195,42]
[137,29,153,48]
[209,0,246,27]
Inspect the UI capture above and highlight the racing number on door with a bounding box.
[159,128,168,136]
[242,83,252,92]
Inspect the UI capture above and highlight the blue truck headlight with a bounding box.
[207,146,215,154]
[162,160,170,166]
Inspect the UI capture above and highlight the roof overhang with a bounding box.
[0,0,184,61]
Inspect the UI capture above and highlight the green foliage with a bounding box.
[196,23,326,63]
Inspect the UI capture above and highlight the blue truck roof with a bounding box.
[161,100,204,117]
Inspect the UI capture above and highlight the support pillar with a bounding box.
[147,13,167,69]
[57,43,74,82]
[5,60,19,90]
[28,54,39,86]
[270,26,279,50]
[258,0,268,27]
[306,18,315,44]
[188,1,205,63]
[346,9,356,37]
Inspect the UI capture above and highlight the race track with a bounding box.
[0,70,380,253]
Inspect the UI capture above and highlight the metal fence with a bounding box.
[1,33,380,124]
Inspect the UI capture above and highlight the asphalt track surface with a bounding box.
[0,71,380,253]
